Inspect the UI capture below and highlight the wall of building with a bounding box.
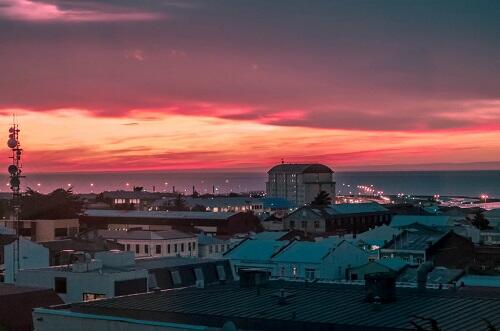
[119,238,198,258]
[4,237,49,283]
[283,208,325,233]
[0,219,79,242]
[16,267,148,303]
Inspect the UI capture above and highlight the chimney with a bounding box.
[365,272,396,303]
[417,261,433,292]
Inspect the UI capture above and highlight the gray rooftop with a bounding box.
[98,229,196,241]
[67,281,500,331]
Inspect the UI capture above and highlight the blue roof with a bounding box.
[390,215,451,228]
[252,231,288,240]
[458,275,500,288]
[225,239,288,261]
[261,197,295,209]
[325,203,389,215]
[272,241,332,263]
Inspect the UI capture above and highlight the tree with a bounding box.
[20,187,83,220]
[311,191,332,207]
[168,194,189,211]
[469,213,490,230]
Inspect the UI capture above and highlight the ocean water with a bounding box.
[1,170,499,198]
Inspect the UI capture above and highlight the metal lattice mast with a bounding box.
[7,118,23,280]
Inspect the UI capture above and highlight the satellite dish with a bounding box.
[10,177,20,188]
[7,138,17,149]
[8,164,18,175]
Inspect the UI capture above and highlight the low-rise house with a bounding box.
[0,234,49,283]
[15,250,149,303]
[380,225,475,268]
[97,229,198,258]
[0,219,79,242]
[197,233,231,258]
[283,202,391,235]
[0,283,63,331]
[80,209,263,236]
[480,229,500,245]
[273,240,369,281]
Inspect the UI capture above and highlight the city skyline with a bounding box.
[1,0,500,173]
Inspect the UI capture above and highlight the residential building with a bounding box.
[0,219,79,242]
[15,250,149,303]
[97,229,198,258]
[33,280,500,331]
[266,163,336,206]
[348,258,408,281]
[99,190,173,209]
[380,226,475,268]
[197,233,231,258]
[480,229,500,245]
[80,209,262,236]
[483,208,500,228]
[0,234,49,283]
[283,202,391,234]
[273,240,369,281]
[0,283,62,331]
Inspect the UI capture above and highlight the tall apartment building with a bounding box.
[266,163,336,206]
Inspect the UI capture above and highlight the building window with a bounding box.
[292,265,298,277]
[126,244,131,251]
[188,242,191,251]
[181,243,185,252]
[289,220,295,229]
[174,244,178,253]
[314,221,320,228]
[167,244,171,254]
[209,245,213,254]
[83,293,105,301]
[144,245,149,254]
[171,270,182,285]
[416,257,423,264]
[54,228,68,237]
[54,277,67,294]
[135,244,140,254]
[216,265,226,281]
[215,245,219,253]
[192,242,196,251]
[301,221,307,229]
[156,245,161,254]
[305,268,315,280]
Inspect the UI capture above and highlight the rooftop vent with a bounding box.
[365,272,396,303]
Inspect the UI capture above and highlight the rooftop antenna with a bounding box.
[7,115,24,281]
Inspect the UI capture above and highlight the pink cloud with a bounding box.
[0,0,161,22]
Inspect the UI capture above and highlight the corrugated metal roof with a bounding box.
[98,229,195,241]
[224,239,289,261]
[272,241,332,263]
[70,281,500,331]
[325,203,389,215]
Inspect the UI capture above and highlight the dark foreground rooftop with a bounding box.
[53,281,500,331]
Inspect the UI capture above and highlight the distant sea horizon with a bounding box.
[2,170,500,199]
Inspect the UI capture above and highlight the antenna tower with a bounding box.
[7,118,24,280]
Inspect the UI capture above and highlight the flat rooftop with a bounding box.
[56,281,500,331]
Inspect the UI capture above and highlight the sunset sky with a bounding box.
[1,0,499,173]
